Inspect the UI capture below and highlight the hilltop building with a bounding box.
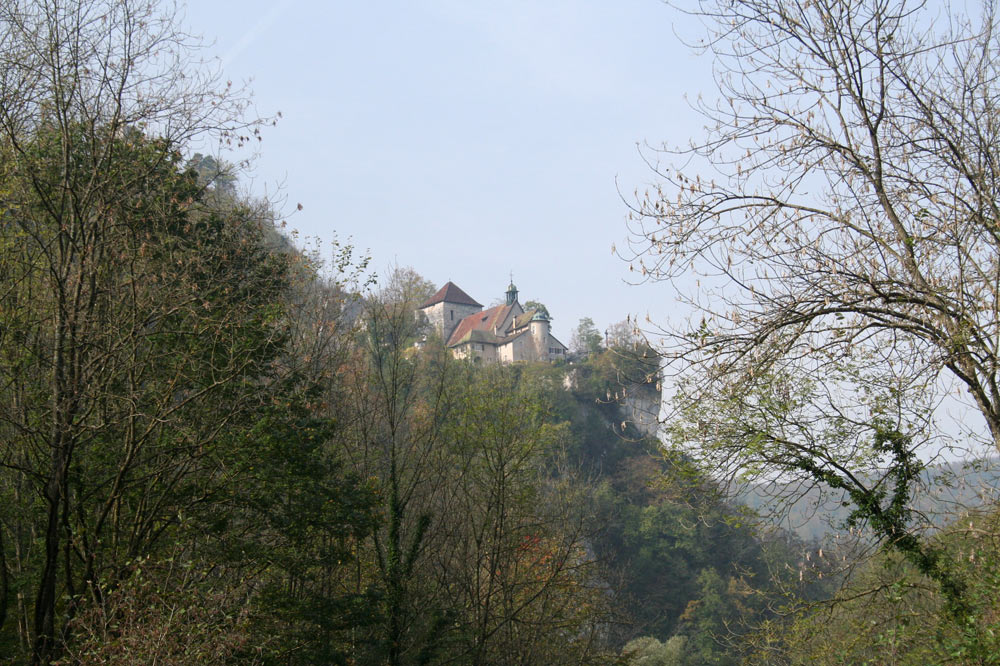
[418,281,568,363]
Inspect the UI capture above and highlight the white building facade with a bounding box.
[418,281,568,363]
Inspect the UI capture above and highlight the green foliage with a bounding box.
[624,635,688,665]
[330,303,616,665]
[380,265,436,311]
[524,299,551,319]
[185,153,238,195]
[786,424,971,620]
[748,507,1000,665]
[541,351,810,662]
[590,451,793,650]
[57,555,260,665]
[231,405,379,664]
[0,113,375,664]
[569,333,660,413]
[572,317,604,355]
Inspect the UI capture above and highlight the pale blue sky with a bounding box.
[181,1,709,344]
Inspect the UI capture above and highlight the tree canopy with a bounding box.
[572,317,604,355]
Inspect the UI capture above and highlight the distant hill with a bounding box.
[739,457,1000,542]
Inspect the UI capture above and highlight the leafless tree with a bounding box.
[618,5,1000,614]
[624,0,1000,480]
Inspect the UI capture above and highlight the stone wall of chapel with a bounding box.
[424,301,482,342]
[422,303,446,339]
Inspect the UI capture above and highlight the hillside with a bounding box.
[542,348,823,662]
[740,458,1000,542]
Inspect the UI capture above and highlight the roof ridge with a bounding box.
[420,281,483,309]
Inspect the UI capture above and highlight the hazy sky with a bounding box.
[181,1,710,344]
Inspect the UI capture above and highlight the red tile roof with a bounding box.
[419,281,482,309]
[447,303,513,346]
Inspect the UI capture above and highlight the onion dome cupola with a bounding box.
[530,309,550,322]
[505,280,518,306]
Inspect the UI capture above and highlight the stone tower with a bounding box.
[418,281,483,342]
[529,310,551,360]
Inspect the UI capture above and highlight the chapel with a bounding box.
[418,281,568,363]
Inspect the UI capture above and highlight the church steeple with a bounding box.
[505,274,518,306]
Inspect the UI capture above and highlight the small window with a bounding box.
[450,310,454,321]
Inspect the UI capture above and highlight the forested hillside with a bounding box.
[0,2,801,661]
[6,0,1000,664]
